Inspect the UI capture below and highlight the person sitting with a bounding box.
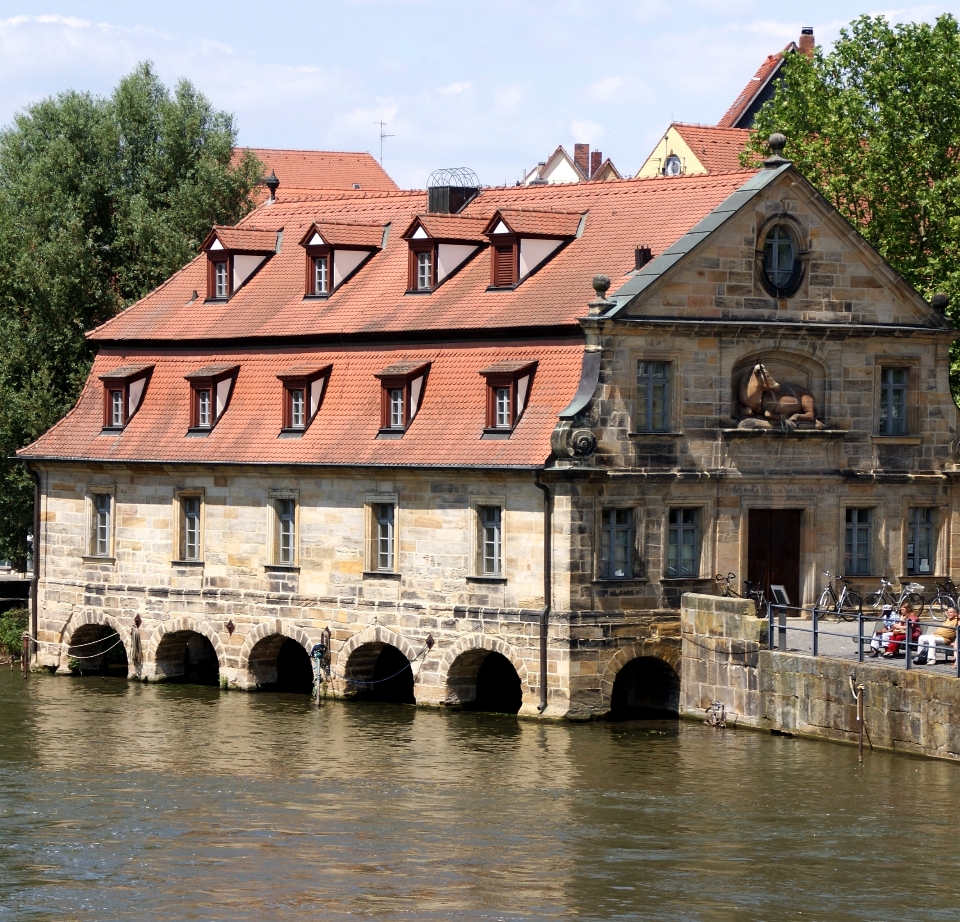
[913,606,960,665]
[882,602,921,658]
[868,606,899,657]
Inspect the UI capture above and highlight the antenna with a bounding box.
[375,121,394,165]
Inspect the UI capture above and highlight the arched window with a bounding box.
[758,221,804,297]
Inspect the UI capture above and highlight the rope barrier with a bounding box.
[339,643,429,686]
[24,632,128,650]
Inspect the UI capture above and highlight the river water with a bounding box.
[1,670,959,922]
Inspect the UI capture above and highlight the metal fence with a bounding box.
[764,602,960,677]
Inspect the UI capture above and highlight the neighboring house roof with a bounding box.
[522,145,586,185]
[234,148,399,199]
[636,123,750,178]
[590,159,622,182]
[717,42,797,129]
[87,170,756,343]
[22,342,583,469]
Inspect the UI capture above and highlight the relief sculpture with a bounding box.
[737,361,824,430]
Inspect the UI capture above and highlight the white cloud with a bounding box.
[583,76,623,102]
[570,119,604,146]
[439,81,470,96]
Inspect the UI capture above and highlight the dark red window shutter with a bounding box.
[494,245,516,287]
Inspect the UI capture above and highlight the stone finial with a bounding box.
[764,133,790,169]
[931,292,949,314]
[263,170,280,202]
[588,274,613,316]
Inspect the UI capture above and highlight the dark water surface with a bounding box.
[1,670,959,921]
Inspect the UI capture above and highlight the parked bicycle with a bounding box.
[928,579,958,621]
[814,570,862,622]
[862,577,925,619]
[714,572,765,615]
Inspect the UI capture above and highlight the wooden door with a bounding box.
[748,509,802,607]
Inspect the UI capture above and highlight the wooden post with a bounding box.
[857,685,864,762]
[21,632,29,678]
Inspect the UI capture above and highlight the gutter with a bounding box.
[534,471,552,713]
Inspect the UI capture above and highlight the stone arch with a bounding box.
[337,626,421,673]
[338,626,421,704]
[600,640,680,710]
[145,616,225,668]
[59,611,136,674]
[437,633,530,706]
[237,620,313,683]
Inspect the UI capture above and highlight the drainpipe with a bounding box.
[534,471,552,713]
[28,464,40,667]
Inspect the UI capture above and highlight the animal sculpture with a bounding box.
[737,361,823,429]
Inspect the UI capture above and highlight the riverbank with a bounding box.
[682,592,960,761]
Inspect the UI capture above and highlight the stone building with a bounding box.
[20,144,959,718]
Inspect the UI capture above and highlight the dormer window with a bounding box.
[185,364,239,434]
[277,365,330,435]
[480,360,537,435]
[483,209,582,290]
[300,222,384,297]
[201,226,279,301]
[98,364,153,432]
[376,360,430,437]
[401,215,487,293]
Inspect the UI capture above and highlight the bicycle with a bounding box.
[927,579,958,621]
[814,570,862,622]
[862,577,925,619]
[714,572,765,615]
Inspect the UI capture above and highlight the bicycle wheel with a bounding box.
[815,589,838,622]
[928,594,955,621]
[839,590,862,621]
[904,592,925,617]
[862,591,888,614]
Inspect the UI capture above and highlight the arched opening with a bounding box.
[154,630,219,685]
[66,623,128,676]
[346,642,415,705]
[610,657,680,719]
[247,634,314,694]
[447,649,522,715]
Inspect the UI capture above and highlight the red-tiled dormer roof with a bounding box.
[20,342,582,468]
[300,221,385,248]
[204,227,280,253]
[404,214,490,242]
[487,209,583,237]
[672,124,751,173]
[237,148,398,194]
[87,170,756,343]
[717,44,796,128]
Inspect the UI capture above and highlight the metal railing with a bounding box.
[764,601,960,677]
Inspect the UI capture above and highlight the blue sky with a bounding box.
[0,2,957,187]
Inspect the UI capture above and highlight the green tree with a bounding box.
[0,63,263,568]
[745,14,960,391]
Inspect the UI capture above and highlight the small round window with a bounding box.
[663,154,682,176]
[760,222,804,296]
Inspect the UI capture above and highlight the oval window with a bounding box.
[663,154,682,176]
[761,223,803,296]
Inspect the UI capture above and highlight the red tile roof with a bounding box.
[489,208,583,237]
[302,221,385,248]
[90,171,755,344]
[237,148,398,194]
[406,214,490,242]
[21,342,582,468]
[205,227,279,253]
[717,44,795,128]
[672,124,751,174]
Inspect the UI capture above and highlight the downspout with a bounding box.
[28,464,40,666]
[534,471,552,713]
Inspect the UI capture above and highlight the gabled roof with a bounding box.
[98,363,153,381]
[718,43,796,129]
[203,227,279,253]
[236,148,398,196]
[88,171,757,343]
[402,214,490,242]
[522,145,587,185]
[672,124,750,173]
[300,221,385,248]
[485,209,583,237]
[590,159,622,182]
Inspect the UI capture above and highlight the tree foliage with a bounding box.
[744,14,960,391]
[0,63,263,567]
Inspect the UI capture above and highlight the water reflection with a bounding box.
[1,670,958,921]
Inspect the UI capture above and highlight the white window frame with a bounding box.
[365,493,399,574]
[314,255,328,295]
[417,250,432,290]
[215,261,229,298]
[290,388,305,429]
[389,388,405,429]
[87,489,115,559]
[197,388,212,428]
[495,387,511,428]
[269,491,299,567]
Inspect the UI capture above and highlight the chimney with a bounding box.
[590,151,602,179]
[574,143,590,179]
[263,170,280,204]
[799,27,815,61]
[635,246,653,271]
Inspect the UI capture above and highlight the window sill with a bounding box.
[81,555,115,564]
[186,427,213,437]
[264,564,300,573]
[592,577,648,585]
[404,289,433,295]
[363,570,401,580]
[279,428,306,438]
[871,436,922,445]
[303,293,330,300]
[481,429,513,440]
[204,297,229,304]
[467,574,507,584]
[486,284,517,291]
[171,559,204,567]
[629,431,683,438]
[660,576,710,584]
[99,427,124,436]
[376,429,406,439]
